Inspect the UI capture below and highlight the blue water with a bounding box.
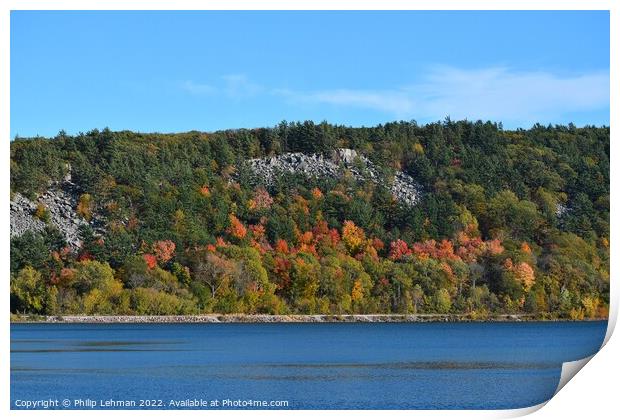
[11,321,607,409]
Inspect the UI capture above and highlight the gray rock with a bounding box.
[10,179,105,250]
[243,148,421,206]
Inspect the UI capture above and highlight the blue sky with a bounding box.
[11,11,609,138]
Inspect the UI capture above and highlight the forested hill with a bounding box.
[10,120,610,319]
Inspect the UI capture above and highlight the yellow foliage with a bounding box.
[342,220,366,255]
[77,193,93,221]
[351,280,364,303]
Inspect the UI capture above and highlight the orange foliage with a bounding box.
[143,253,158,269]
[298,231,314,245]
[153,240,176,264]
[455,231,485,262]
[311,187,323,200]
[521,242,532,254]
[513,262,535,290]
[59,268,76,284]
[298,243,318,256]
[275,239,290,254]
[228,214,247,239]
[502,259,535,291]
[486,239,504,255]
[199,185,211,197]
[600,237,609,249]
[249,224,266,241]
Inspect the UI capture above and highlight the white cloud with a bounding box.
[181,74,263,98]
[221,74,264,98]
[303,90,414,115]
[181,67,609,126]
[180,80,215,95]
[279,66,609,126]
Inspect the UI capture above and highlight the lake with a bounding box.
[10,321,607,410]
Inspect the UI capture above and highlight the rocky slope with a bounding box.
[245,148,421,206]
[10,148,420,248]
[10,178,102,249]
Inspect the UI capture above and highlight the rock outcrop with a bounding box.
[245,149,421,206]
[10,180,102,249]
[10,193,47,237]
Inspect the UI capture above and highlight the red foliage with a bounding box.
[389,239,411,261]
[77,252,93,262]
[250,187,273,210]
[312,220,329,237]
[372,238,385,252]
[455,231,485,263]
[153,240,176,264]
[273,256,292,290]
[411,239,459,261]
[143,253,158,269]
[328,229,341,246]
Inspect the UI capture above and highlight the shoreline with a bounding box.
[10,314,607,323]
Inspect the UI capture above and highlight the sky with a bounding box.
[10,10,610,138]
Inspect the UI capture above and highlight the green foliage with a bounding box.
[72,260,115,295]
[35,202,50,223]
[9,121,609,318]
[11,267,50,314]
[434,288,452,313]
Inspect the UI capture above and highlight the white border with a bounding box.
[1,2,616,419]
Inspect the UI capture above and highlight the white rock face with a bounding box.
[245,148,421,206]
[10,180,103,249]
[556,203,568,217]
[10,193,47,237]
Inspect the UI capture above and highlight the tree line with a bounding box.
[10,119,609,319]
